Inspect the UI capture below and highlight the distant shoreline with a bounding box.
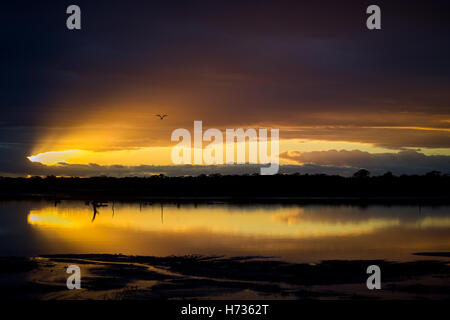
[1,193,450,205]
[1,174,449,204]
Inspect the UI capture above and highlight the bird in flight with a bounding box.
[155,114,168,120]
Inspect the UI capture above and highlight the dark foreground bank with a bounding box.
[0,253,449,300]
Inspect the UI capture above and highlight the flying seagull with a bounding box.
[155,114,168,120]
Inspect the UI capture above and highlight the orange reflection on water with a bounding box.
[27,205,404,237]
[25,202,450,262]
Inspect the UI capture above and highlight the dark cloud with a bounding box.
[280,149,450,175]
[1,1,449,174]
[3,151,448,177]
[280,126,450,149]
[0,159,356,178]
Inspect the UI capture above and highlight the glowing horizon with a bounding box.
[28,137,450,168]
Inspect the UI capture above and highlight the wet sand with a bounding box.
[0,253,449,300]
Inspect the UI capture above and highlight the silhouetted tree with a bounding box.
[383,171,394,178]
[353,169,370,178]
[426,170,441,177]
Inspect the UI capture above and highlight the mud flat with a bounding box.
[0,253,449,300]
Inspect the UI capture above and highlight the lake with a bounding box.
[1,200,449,262]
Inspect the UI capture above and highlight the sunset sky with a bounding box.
[1,0,450,176]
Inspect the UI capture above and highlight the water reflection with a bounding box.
[2,201,450,262]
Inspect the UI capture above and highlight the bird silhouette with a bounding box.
[155,114,168,120]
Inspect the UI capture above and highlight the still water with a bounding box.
[1,200,449,262]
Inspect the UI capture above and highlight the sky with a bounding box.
[1,0,450,176]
